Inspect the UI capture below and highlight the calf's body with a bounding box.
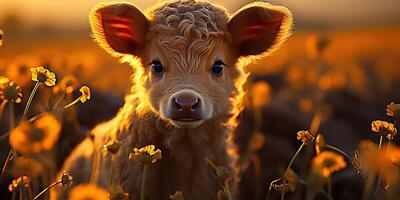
[57,1,293,199]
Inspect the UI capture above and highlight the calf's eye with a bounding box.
[151,60,163,76]
[211,60,224,77]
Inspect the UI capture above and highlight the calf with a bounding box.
[58,0,293,199]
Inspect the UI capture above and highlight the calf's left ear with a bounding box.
[228,2,293,57]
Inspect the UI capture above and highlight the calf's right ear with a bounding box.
[89,3,149,57]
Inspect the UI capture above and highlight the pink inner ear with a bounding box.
[104,15,135,41]
[101,14,139,53]
[241,18,283,41]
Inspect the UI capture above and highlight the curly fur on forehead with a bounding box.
[146,1,231,70]
[149,0,229,40]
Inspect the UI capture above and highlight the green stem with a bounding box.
[52,92,66,110]
[1,103,16,175]
[378,136,383,150]
[281,142,306,200]
[325,144,367,181]
[22,82,40,119]
[64,98,80,109]
[1,149,13,175]
[286,142,305,173]
[141,165,147,200]
[33,180,62,200]
[325,145,352,162]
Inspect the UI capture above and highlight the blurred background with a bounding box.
[1,0,400,199]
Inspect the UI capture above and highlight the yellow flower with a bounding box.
[0,77,23,103]
[79,86,91,103]
[169,191,184,200]
[129,145,162,164]
[251,81,271,108]
[379,144,400,190]
[61,172,73,188]
[68,184,108,200]
[371,120,397,140]
[104,140,121,154]
[312,151,346,178]
[353,140,379,176]
[31,66,56,86]
[8,176,30,192]
[10,114,61,154]
[283,169,299,192]
[297,130,314,145]
[387,102,400,120]
[315,134,326,154]
[355,141,400,178]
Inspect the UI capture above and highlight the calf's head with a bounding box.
[90,1,292,128]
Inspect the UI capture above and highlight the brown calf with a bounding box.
[56,0,293,199]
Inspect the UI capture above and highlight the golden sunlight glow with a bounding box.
[224,63,249,129]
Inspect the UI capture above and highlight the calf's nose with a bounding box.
[169,90,202,120]
[174,96,199,112]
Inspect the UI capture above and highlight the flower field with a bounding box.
[0,5,400,200]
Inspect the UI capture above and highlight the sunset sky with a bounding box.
[0,0,399,29]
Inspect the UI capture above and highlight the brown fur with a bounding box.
[54,1,293,199]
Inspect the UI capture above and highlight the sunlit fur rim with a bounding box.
[89,0,293,61]
[89,0,293,126]
[224,1,293,129]
[233,1,294,65]
[89,1,153,117]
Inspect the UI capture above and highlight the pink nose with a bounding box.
[174,97,199,112]
[170,91,202,120]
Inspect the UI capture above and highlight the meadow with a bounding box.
[0,23,399,200]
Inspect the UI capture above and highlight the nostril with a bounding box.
[192,98,200,110]
[174,98,183,111]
